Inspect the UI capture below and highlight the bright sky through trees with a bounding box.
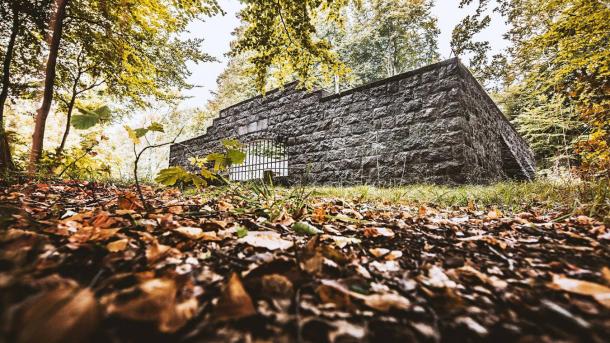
[180,0,508,109]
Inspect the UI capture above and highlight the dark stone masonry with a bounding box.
[169,58,535,185]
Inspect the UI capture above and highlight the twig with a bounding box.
[133,127,184,211]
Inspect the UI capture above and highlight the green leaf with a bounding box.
[189,174,207,189]
[222,138,242,150]
[134,128,149,138]
[206,152,225,172]
[124,125,141,145]
[236,226,248,238]
[292,221,322,235]
[155,166,188,186]
[200,168,216,180]
[226,149,246,165]
[72,106,111,130]
[147,122,165,133]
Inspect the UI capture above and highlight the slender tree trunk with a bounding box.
[0,7,20,172]
[28,0,69,174]
[55,93,76,158]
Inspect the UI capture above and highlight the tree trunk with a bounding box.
[28,0,69,174]
[0,6,20,172]
[55,93,76,158]
[55,68,80,160]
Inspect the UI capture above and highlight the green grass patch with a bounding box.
[308,179,609,216]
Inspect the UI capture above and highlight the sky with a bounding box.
[180,0,508,109]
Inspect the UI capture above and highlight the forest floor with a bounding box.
[1,180,609,342]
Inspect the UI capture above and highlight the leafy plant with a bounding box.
[71,105,112,130]
[125,122,181,210]
[155,139,246,190]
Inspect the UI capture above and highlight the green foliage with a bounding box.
[292,221,322,235]
[71,105,111,130]
[155,166,207,188]
[454,0,610,176]
[232,0,354,91]
[124,122,165,145]
[52,132,110,180]
[155,139,246,190]
[332,0,440,86]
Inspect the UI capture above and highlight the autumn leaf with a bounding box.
[13,282,99,343]
[238,231,293,250]
[213,273,256,321]
[548,274,610,308]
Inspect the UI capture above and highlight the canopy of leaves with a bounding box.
[71,105,111,130]
[232,0,354,91]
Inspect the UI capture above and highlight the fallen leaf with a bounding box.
[238,231,293,250]
[117,192,143,211]
[320,279,410,312]
[293,221,323,235]
[423,265,457,289]
[217,200,233,212]
[213,273,256,321]
[322,234,361,248]
[418,205,427,218]
[487,208,502,220]
[548,274,610,308]
[103,278,197,333]
[14,283,99,343]
[106,238,129,252]
[174,226,203,240]
[363,226,395,238]
[312,207,327,223]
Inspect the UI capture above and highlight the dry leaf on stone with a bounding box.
[238,231,293,251]
[213,273,256,321]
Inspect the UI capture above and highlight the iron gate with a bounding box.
[228,137,288,181]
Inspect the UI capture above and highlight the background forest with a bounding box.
[0,0,608,183]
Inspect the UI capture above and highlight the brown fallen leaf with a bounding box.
[312,207,327,223]
[103,278,197,333]
[146,240,180,263]
[548,274,610,308]
[213,273,256,321]
[174,226,203,240]
[106,238,129,252]
[13,283,99,343]
[418,205,427,218]
[117,192,144,210]
[238,231,293,250]
[601,267,610,285]
[363,226,395,238]
[217,200,234,212]
[320,279,410,312]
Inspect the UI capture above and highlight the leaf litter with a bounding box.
[0,180,609,342]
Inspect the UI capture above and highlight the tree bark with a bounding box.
[28,0,69,174]
[0,5,20,172]
[55,92,76,158]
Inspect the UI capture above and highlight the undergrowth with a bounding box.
[310,179,610,218]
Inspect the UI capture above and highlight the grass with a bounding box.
[308,179,610,217]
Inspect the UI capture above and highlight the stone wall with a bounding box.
[169,58,535,185]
